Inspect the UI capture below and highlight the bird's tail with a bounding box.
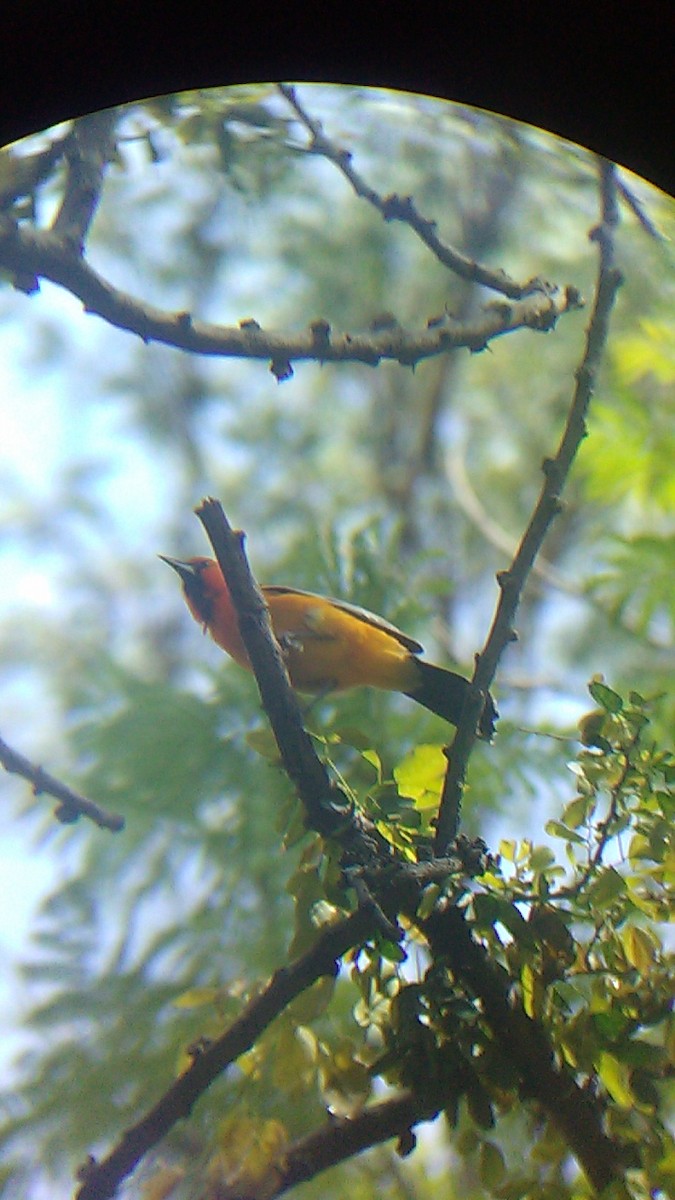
[405,660,498,741]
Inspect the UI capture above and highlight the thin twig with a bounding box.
[278,84,562,302]
[74,907,376,1200]
[616,175,666,241]
[433,158,623,854]
[555,720,644,901]
[0,734,124,832]
[448,444,575,592]
[448,440,670,650]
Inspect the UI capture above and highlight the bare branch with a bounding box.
[74,907,376,1200]
[278,83,570,301]
[51,111,117,248]
[0,734,124,832]
[434,158,623,853]
[0,216,580,367]
[195,498,392,861]
[271,1091,438,1197]
[0,132,70,209]
[617,174,666,241]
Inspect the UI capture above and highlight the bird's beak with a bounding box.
[158,555,198,586]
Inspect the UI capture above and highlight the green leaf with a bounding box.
[592,1010,632,1043]
[330,725,376,752]
[287,975,335,1023]
[588,680,624,714]
[378,939,407,964]
[479,1140,506,1188]
[360,747,382,778]
[466,1083,494,1130]
[472,895,536,949]
[545,820,586,845]
[471,893,503,929]
[586,866,628,908]
[561,794,593,829]
[529,844,557,871]
[246,727,281,761]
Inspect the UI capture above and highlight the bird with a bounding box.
[161,555,497,739]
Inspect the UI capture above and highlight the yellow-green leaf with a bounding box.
[621,924,656,972]
[417,883,442,920]
[596,1051,635,1107]
[521,962,540,1019]
[246,727,281,761]
[173,986,221,1009]
[394,743,446,808]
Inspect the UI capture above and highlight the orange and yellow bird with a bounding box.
[161,556,497,739]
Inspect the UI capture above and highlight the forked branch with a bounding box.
[74,908,377,1200]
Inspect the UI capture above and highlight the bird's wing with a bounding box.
[262,586,424,654]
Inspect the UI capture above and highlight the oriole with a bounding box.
[161,556,497,739]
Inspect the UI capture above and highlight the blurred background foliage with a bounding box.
[0,84,673,1198]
